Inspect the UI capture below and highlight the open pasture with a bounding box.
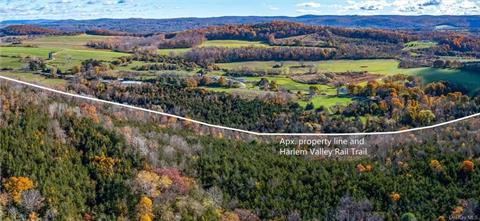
[217,59,417,75]
[0,71,66,88]
[1,46,129,71]
[22,34,111,49]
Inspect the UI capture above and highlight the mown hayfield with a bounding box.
[403,41,437,50]
[49,49,129,70]
[0,46,129,71]
[219,59,480,91]
[0,56,23,69]
[0,71,66,88]
[23,34,111,49]
[298,96,352,109]
[156,40,269,56]
[218,59,417,75]
[244,76,336,94]
[0,46,57,59]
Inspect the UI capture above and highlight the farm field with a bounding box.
[0,71,66,87]
[415,68,480,93]
[298,96,352,109]
[22,34,110,49]
[244,76,336,94]
[217,59,419,75]
[403,41,437,50]
[218,59,480,92]
[0,46,129,70]
[0,56,23,69]
[156,40,270,55]
[0,46,57,58]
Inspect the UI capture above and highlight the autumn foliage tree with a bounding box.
[2,177,34,203]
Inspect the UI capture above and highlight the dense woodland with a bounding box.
[0,83,256,220]
[1,80,480,220]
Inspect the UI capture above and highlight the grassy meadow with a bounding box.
[0,45,129,71]
[0,71,66,88]
[244,76,336,93]
[0,56,23,69]
[217,59,421,75]
[298,96,352,109]
[23,34,110,49]
[156,40,270,56]
[415,68,480,93]
[403,41,437,50]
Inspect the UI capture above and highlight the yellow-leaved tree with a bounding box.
[137,196,153,221]
[3,176,34,203]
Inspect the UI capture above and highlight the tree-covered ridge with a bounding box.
[0,83,255,220]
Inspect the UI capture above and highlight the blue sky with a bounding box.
[1,0,480,21]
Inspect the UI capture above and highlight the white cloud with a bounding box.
[296,1,323,14]
[344,0,480,14]
[296,2,322,8]
[347,0,390,11]
[391,0,480,15]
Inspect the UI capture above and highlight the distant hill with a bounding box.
[0,24,62,35]
[1,15,480,34]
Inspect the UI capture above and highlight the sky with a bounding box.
[0,0,480,21]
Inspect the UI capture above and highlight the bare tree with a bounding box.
[21,190,45,213]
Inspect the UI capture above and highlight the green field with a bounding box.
[0,56,23,69]
[1,34,128,71]
[0,71,66,87]
[23,34,110,49]
[415,68,480,93]
[298,96,352,109]
[0,46,129,71]
[244,76,336,94]
[218,59,480,92]
[156,40,270,56]
[49,49,129,70]
[403,41,437,50]
[0,46,57,58]
[218,59,420,75]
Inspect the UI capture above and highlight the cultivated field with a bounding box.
[0,45,128,70]
[0,71,66,88]
[22,34,110,49]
